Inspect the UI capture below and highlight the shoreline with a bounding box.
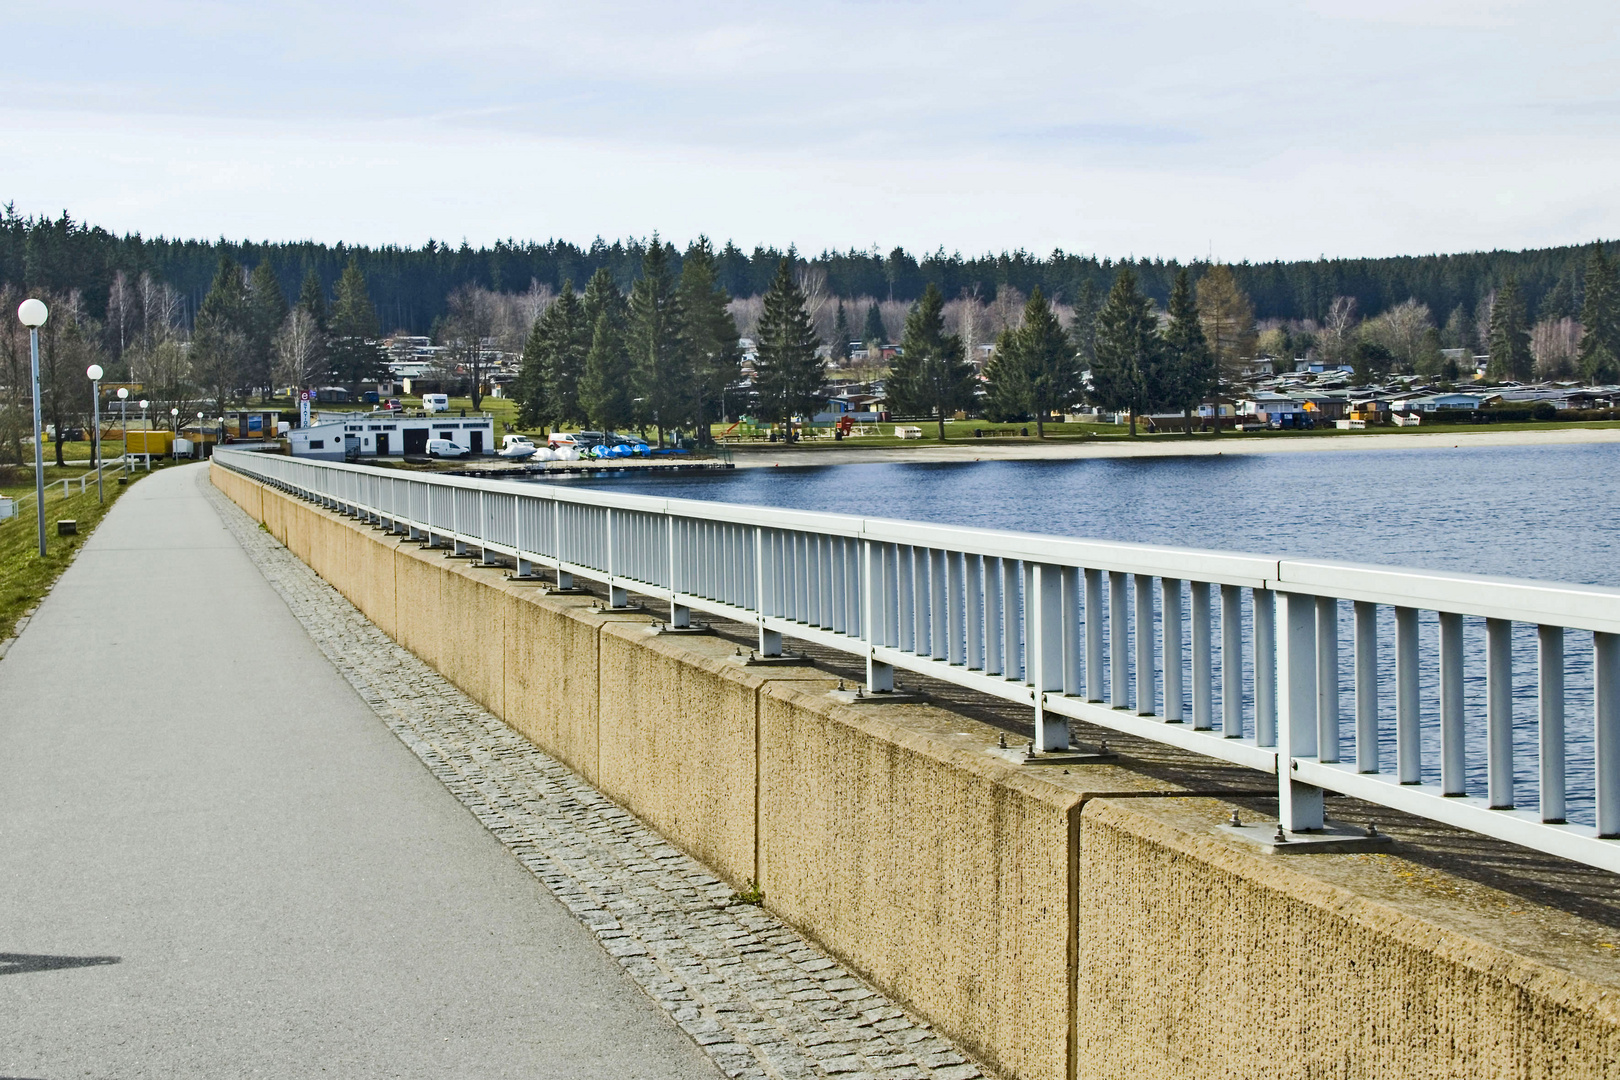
[725,426,1620,468]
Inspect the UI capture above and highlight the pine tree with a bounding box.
[678,238,741,447]
[516,307,552,429]
[753,258,823,438]
[1160,269,1214,433]
[862,302,886,348]
[192,255,249,407]
[1578,245,1620,383]
[516,282,587,429]
[831,301,851,363]
[888,283,974,440]
[244,260,287,399]
[581,310,635,431]
[627,237,689,445]
[1012,287,1080,438]
[1091,268,1160,436]
[298,266,328,332]
[1486,276,1533,382]
[1195,265,1256,402]
[1539,273,1576,323]
[327,258,385,393]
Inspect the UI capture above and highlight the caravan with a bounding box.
[422,393,450,413]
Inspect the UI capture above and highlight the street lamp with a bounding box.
[87,363,104,504]
[197,412,203,460]
[139,400,150,470]
[170,408,179,458]
[18,298,48,557]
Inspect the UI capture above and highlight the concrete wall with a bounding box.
[213,463,1620,1080]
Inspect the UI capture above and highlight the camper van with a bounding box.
[422,393,450,413]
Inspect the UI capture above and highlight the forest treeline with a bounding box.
[3,204,1614,338]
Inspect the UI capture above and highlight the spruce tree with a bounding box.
[1013,287,1080,438]
[862,302,886,349]
[517,282,587,429]
[678,238,741,446]
[1160,269,1214,433]
[753,258,823,438]
[831,301,851,363]
[1091,268,1160,436]
[1486,276,1533,382]
[244,260,288,399]
[981,327,1029,423]
[889,283,974,440]
[1579,245,1620,383]
[627,237,689,445]
[192,255,249,406]
[581,310,635,432]
[327,258,385,393]
[298,266,328,332]
[515,308,552,429]
[1071,278,1099,366]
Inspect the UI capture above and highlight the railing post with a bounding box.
[1061,566,1082,697]
[1030,564,1068,752]
[1134,573,1155,715]
[863,539,893,692]
[1277,591,1323,832]
[667,513,689,628]
[755,525,781,657]
[1538,625,1566,823]
[965,554,984,671]
[605,507,626,608]
[984,556,1003,676]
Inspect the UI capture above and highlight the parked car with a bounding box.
[550,430,605,450]
[426,438,469,458]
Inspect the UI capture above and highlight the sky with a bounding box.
[5,0,1618,262]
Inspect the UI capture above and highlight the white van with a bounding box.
[426,438,468,458]
[422,393,450,413]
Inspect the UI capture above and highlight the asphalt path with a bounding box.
[0,463,722,1080]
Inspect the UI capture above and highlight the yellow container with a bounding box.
[126,430,174,454]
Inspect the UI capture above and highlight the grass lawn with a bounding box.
[1,460,159,644]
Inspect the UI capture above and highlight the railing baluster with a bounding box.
[1162,578,1183,723]
[1487,618,1515,809]
[985,556,1004,676]
[1354,601,1378,773]
[1004,559,1022,680]
[1316,597,1339,764]
[1061,567,1082,697]
[1439,611,1465,795]
[913,547,930,655]
[1110,572,1129,711]
[1254,588,1276,748]
[966,554,984,670]
[1538,625,1566,823]
[1191,581,1212,730]
[1134,574,1155,715]
[947,550,965,665]
[931,548,948,661]
[1085,568,1105,703]
[897,546,915,653]
[1396,606,1421,784]
[1595,632,1619,838]
[1221,584,1242,737]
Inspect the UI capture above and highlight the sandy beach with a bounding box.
[725,426,1620,468]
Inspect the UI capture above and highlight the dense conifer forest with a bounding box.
[1,205,1610,335]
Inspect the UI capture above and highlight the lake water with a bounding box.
[576,443,1620,825]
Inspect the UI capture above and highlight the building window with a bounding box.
[310,440,324,449]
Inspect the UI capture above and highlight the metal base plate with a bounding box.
[543,586,589,595]
[650,622,713,635]
[728,651,811,667]
[986,744,1116,766]
[505,574,547,583]
[1219,820,1393,855]
[827,687,926,705]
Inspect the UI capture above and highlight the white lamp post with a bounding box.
[197,412,204,460]
[117,387,129,464]
[18,298,48,557]
[87,363,104,504]
[139,400,149,470]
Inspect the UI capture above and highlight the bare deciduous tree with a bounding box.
[1532,316,1582,380]
[273,308,324,390]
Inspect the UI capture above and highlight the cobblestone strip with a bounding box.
[203,473,985,1080]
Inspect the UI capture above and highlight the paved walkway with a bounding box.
[0,463,724,1079]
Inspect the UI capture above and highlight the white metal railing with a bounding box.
[215,448,1620,873]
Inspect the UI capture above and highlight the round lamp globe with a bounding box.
[87,364,104,381]
[118,387,130,400]
[18,298,48,327]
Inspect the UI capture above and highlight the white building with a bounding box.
[289,413,496,460]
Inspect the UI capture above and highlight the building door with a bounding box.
[469,430,484,454]
[375,433,389,456]
[403,429,428,455]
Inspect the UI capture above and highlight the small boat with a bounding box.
[497,434,538,459]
